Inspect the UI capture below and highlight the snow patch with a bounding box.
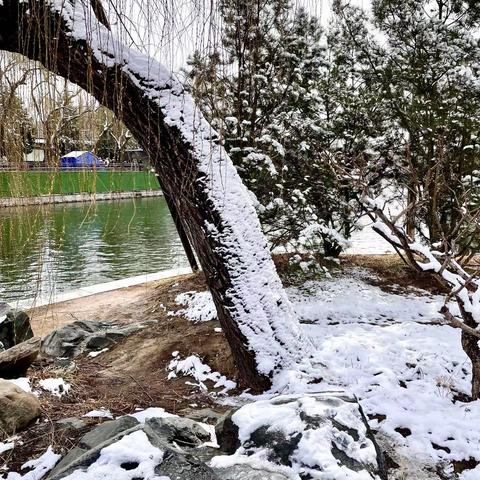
[168,353,236,394]
[39,378,70,398]
[5,446,60,480]
[0,442,14,454]
[60,430,166,480]
[88,348,108,358]
[172,291,217,322]
[83,409,113,419]
[128,407,177,423]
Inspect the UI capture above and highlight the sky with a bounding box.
[105,0,372,71]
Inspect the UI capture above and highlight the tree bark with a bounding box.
[0,0,309,390]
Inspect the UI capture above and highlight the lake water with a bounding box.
[0,197,189,304]
[0,196,393,304]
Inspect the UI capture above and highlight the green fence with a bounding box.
[0,171,161,198]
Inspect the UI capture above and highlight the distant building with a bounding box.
[25,138,46,165]
[61,151,104,169]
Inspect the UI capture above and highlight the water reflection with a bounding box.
[0,197,188,302]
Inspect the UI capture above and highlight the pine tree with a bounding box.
[333,0,480,245]
[188,0,351,257]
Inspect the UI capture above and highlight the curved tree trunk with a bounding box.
[0,0,310,390]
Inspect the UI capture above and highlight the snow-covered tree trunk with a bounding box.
[0,0,309,390]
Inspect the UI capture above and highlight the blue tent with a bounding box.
[60,151,104,169]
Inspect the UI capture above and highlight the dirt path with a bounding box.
[28,274,193,338]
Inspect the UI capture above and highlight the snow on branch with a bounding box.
[363,195,480,334]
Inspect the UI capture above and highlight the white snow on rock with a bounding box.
[172,291,217,322]
[47,0,310,377]
[39,378,71,398]
[83,409,114,419]
[168,352,236,394]
[60,430,167,480]
[0,442,14,454]
[211,393,382,479]
[128,407,177,423]
[5,446,60,480]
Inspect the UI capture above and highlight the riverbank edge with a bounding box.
[0,189,163,207]
[15,266,192,310]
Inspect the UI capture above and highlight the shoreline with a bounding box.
[0,189,163,207]
[24,267,193,338]
[16,266,192,311]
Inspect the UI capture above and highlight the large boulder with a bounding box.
[41,320,148,358]
[0,337,40,378]
[212,393,388,480]
[0,379,41,436]
[0,308,33,351]
[48,415,220,480]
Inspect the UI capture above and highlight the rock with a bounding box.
[41,320,147,358]
[154,446,219,480]
[55,417,87,431]
[48,418,220,480]
[0,337,40,378]
[49,416,140,477]
[248,426,302,466]
[0,379,41,436]
[79,416,140,450]
[213,465,290,480]
[184,408,224,424]
[218,393,388,480]
[215,410,240,454]
[147,416,211,447]
[0,309,33,351]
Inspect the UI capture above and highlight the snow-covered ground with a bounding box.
[178,268,480,478]
[4,268,479,479]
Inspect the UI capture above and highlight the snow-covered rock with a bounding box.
[212,393,387,480]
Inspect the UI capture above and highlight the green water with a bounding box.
[0,197,188,303]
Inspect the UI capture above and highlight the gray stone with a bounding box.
[0,337,40,378]
[48,420,220,480]
[147,416,211,447]
[41,320,146,358]
[214,465,290,480]
[49,416,140,477]
[222,393,388,480]
[184,408,224,423]
[0,309,33,351]
[247,426,302,466]
[0,379,41,436]
[55,417,87,431]
[79,416,140,450]
[154,447,220,480]
[215,410,240,454]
